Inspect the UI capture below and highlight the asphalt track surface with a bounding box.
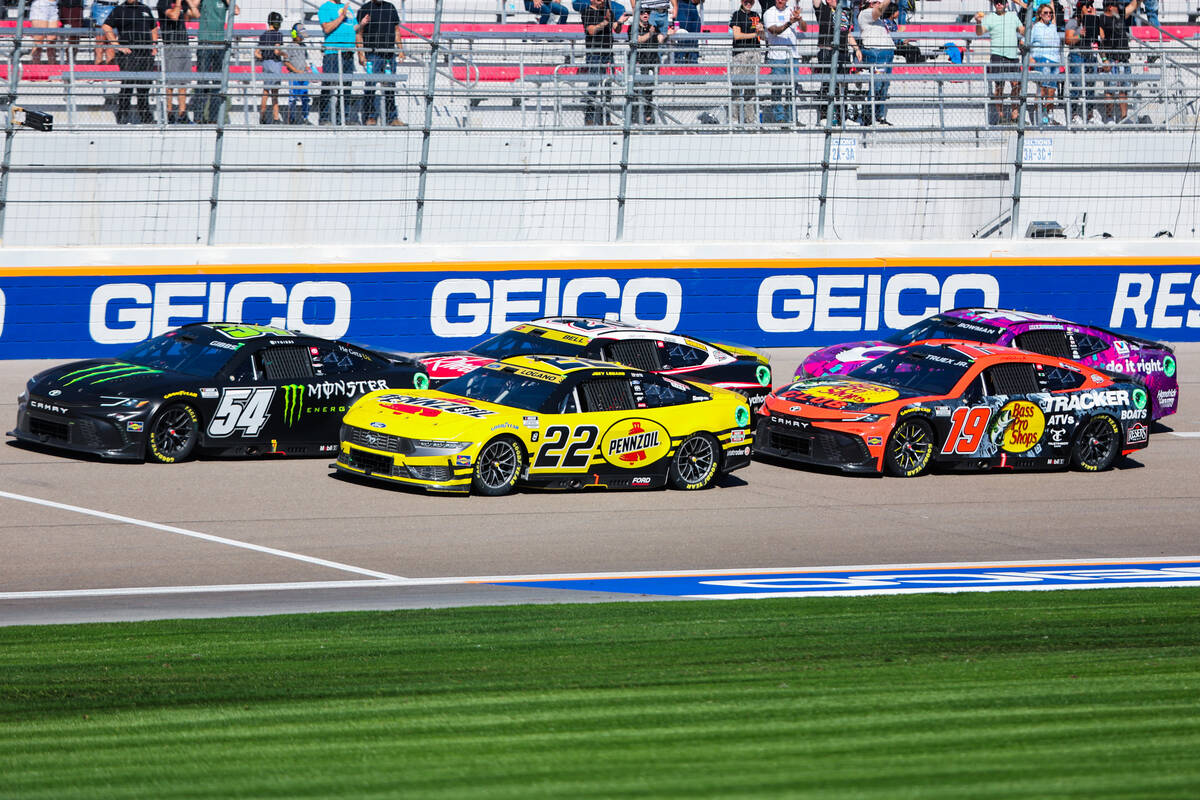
[2,346,1198,626]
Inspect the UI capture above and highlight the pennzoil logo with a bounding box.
[59,362,163,386]
[283,384,305,426]
[600,418,670,469]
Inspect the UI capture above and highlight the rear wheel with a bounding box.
[472,437,524,496]
[1070,415,1120,472]
[146,404,199,464]
[883,418,934,477]
[668,433,720,490]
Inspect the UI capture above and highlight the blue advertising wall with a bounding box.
[2,255,1199,359]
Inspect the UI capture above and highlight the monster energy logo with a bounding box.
[60,362,163,386]
[282,384,306,426]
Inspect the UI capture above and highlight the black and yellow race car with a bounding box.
[9,322,429,462]
[336,355,753,495]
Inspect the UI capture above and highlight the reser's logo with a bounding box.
[283,384,305,426]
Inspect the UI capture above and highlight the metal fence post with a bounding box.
[206,0,238,246]
[414,0,444,243]
[1010,4,1036,239]
[617,1,642,241]
[0,0,30,245]
[817,0,848,239]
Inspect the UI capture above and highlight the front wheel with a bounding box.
[472,437,525,496]
[883,418,934,477]
[146,404,199,464]
[668,433,720,490]
[1070,415,1120,472]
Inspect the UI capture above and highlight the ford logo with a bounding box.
[369,422,386,429]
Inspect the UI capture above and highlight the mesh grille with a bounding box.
[1014,330,1073,359]
[581,379,636,412]
[347,426,412,454]
[986,362,1040,395]
[349,448,394,476]
[29,417,69,441]
[403,465,453,481]
[603,340,661,372]
[262,346,315,380]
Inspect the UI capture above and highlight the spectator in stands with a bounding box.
[29,0,59,65]
[526,0,570,25]
[857,0,895,125]
[93,0,119,65]
[976,0,1025,125]
[102,0,159,124]
[357,0,405,126]
[196,0,238,124]
[1065,0,1100,122]
[729,0,764,125]
[59,0,85,63]
[630,7,666,123]
[1098,0,1137,123]
[672,0,703,64]
[284,22,314,124]
[641,0,671,35]
[318,0,360,125]
[763,0,807,125]
[1028,2,1062,125]
[1137,0,1157,27]
[157,0,198,124]
[256,11,286,123]
[812,0,858,126]
[580,0,628,125]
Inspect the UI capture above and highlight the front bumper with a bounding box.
[335,437,474,493]
[9,399,145,460]
[753,417,877,473]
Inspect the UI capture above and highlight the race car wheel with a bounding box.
[1070,414,1120,472]
[668,433,720,490]
[146,404,199,464]
[883,418,934,477]
[472,437,524,496]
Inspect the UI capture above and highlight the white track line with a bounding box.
[0,490,405,581]
[1168,432,1200,438]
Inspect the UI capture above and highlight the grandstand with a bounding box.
[0,0,1197,246]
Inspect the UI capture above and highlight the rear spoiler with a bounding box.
[716,341,770,365]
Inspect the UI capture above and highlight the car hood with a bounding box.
[345,389,519,441]
[418,352,496,382]
[796,341,896,379]
[766,377,925,417]
[27,360,181,403]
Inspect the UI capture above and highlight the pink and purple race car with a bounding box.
[795,308,1179,421]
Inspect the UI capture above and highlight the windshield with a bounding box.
[117,330,239,377]
[883,315,1004,346]
[440,368,561,412]
[469,329,586,360]
[848,347,973,396]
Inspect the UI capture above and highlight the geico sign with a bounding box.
[430,277,682,338]
[89,281,352,345]
[756,273,1000,333]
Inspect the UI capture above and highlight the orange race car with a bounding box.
[755,341,1152,477]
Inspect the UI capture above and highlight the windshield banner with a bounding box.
[1,259,1199,358]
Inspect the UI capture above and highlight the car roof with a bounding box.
[943,308,1065,328]
[493,354,638,376]
[901,339,1082,368]
[528,317,662,339]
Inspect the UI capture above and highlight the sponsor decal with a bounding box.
[126,421,144,432]
[990,400,1046,453]
[865,436,883,446]
[211,323,293,339]
[1046,427,1070,447]
[200,388,218,398]
[1133,389,1148,410]
[1048,413,1075,426]
[631,476,653,485]
[781,380,899,409]
[771,415,809,429]
[492,422,519,432]
[756,365,771,386]
[369,422,387,429]
[1091,374,1104,384]
[1113,340,1130,356]
[59,363,163,386]
[726,446,751,457]
[935,407,951,417]
[1047,458,1066,466]
[164,390,198,399]
[730,429,746,443]
[523,416,539,428]
[1164,356,1176,377]
[377,394,496,419]
[736,407,750,427]
[1126,423,1148,444]
[208,339,241,351]
[282,384,306,427]
[1121,408,1147,420]
[600,419,671,468]
[1157,388,1177,408]
[456,455,472,466]
[414,373,429,390]
[1044,390,1131,413]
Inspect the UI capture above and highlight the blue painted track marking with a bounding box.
[486,560,1200,599]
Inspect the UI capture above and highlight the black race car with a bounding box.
[9,322,429,462]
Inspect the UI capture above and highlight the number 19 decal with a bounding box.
[534,425,599,469]
[208,387,276,437]
[941,406,992,454]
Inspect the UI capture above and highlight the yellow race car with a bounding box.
[335,355,753,495]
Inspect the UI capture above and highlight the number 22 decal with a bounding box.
[534,425,599,469]
[208,387,276,437]
[941,406,992,454]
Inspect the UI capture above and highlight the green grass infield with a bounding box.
[2,587,1199,799]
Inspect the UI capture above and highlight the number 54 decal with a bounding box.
[534,425,599,470]
[208,387,276,437]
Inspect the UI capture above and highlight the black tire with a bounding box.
[1070,414,1120,472]
[146,404,199,464]
[472,437,524,496]
[883,418,934,477]
[668,432,720,490]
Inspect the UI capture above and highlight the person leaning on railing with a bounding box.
[812,0,857,126]
[629,6,666,124]
[1097,0,1137,123]
[580,0,630,126]
[284,22,314,124]
[976,0,1025,125]
[318,0,361,125]
[1028,1,1062,125]
[729,0,764,125]
[195,0,238,123]
[1064,0,1100,122]
[356,0,406,126]
[102,0,160,124]
[857,0,895,126]
[256,11,286,123]
[157,0,198,124]
[763,0,807,126]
